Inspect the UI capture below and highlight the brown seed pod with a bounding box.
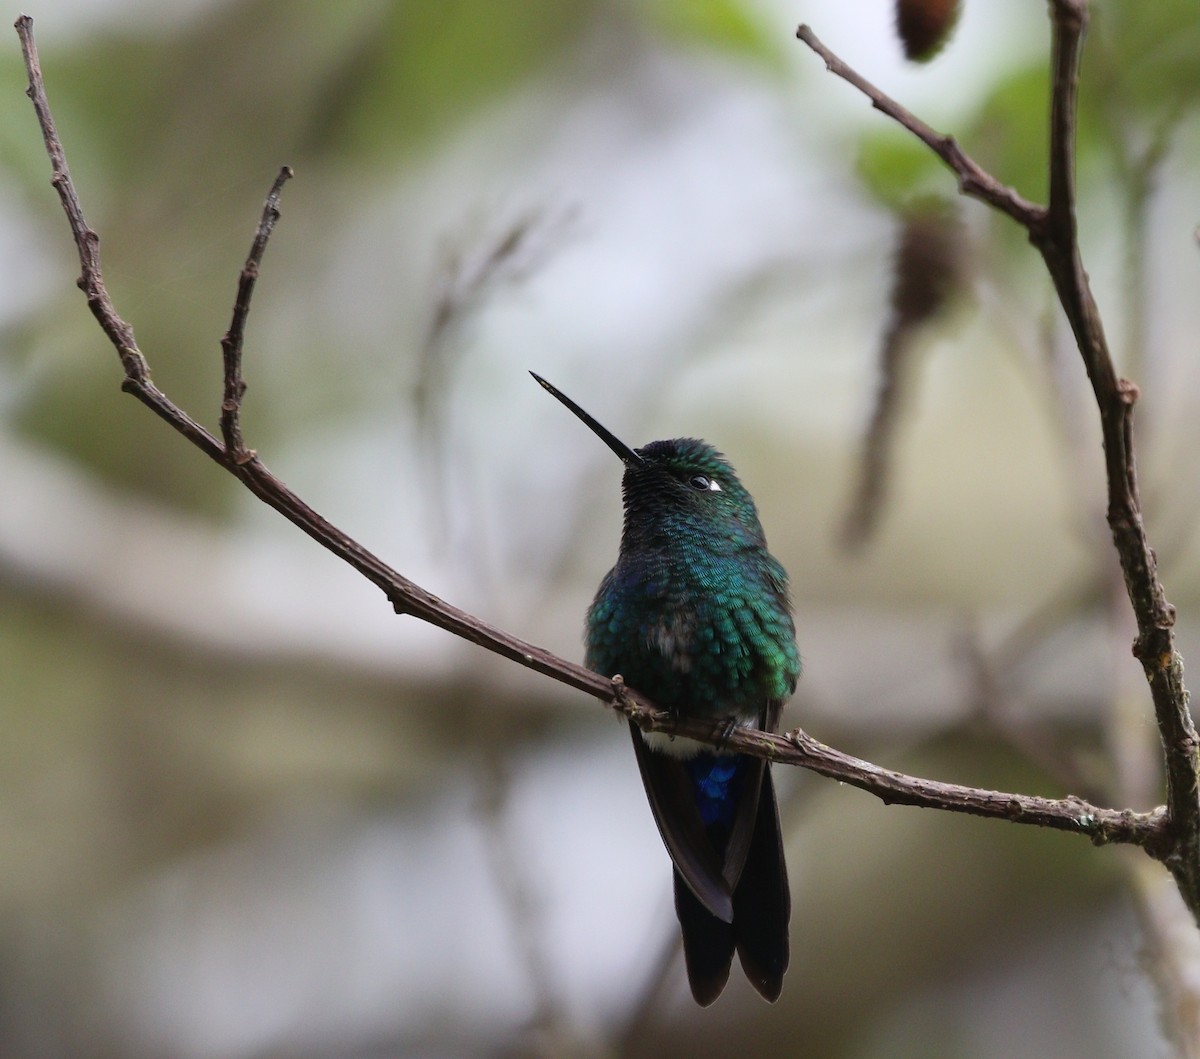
[895,0,962,62]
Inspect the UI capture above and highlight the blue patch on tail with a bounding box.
[685,754,740,828]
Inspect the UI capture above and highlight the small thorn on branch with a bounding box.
[1118,377,1141,405]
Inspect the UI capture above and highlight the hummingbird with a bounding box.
[532,372,800,1005]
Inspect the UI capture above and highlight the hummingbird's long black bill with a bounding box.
[530,371,645,467]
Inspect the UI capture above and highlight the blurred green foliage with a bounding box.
[641,0,783,65]
[1101,0,1200,113]
[323,0,602,164]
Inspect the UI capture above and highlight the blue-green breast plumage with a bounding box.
[584,438,799,725]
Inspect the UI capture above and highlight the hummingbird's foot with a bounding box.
[611,674,648,715]
[715,716,741,750]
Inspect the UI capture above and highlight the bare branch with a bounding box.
[12,13,606,712]
[1038,0,1200,910]
[15,14,225,462]
[613,683,1166,853]
[795,23,1045,228]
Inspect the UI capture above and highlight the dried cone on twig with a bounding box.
[895,0,961,62]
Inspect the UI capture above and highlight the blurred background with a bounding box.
[2,0,1200,1055]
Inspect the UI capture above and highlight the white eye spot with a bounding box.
[688,473,721,492]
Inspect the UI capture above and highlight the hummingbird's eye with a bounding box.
[688,473,721,492]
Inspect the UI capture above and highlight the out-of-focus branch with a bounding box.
[798,0,1200,919]
[12,13,1177,879]
[841,200,964,549]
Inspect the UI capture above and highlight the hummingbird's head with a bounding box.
[621,437,767,549]
[530,372,767,549]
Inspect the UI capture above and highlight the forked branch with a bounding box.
[798,0,1200,918]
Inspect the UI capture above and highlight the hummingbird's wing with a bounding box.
[715,752,765,892]
[633,701,790,1005]
[715,699,782,895]
[627,698,779,923]
[627,721,735,923]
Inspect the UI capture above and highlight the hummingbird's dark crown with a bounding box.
[620,437,768,554]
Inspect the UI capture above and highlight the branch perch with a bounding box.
[12,12,1183,891]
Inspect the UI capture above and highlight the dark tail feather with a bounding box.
[732,767,790,1002]
[674,868,735,1006]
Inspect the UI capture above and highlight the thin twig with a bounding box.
[795,24,1045,228]
[220,165,292,460]
[16,14,225,461]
